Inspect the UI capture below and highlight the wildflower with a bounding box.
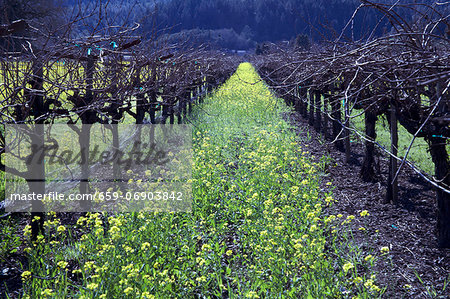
[364,254,374,262]
[201,243,211,251]
[196,276,207,282]
[325,196,334,204]
[124,287,133,295]
[141,242,151,251]
[57,261,68,269]
[109,226,120,234]
[21,271,32,280]
[23,225,31,237]
[360,210,369,217]
[226,250,233,256]
[294,243,302,250]
[84,261,95,270]
[272,207,281,214]
[76,217,87,226]
[245,291,260,298]
[364,279,380,292]
[342,262,354,274]
[326,215,336,223]
[119,279,128,285]
[57,225,66,233]
[196,257,206,266]
[41,289,54,297]
[372,285,381,292]
[124,246,134,254]
[87,283,99,290]
[141,292,155,299]
[380,246,390,254]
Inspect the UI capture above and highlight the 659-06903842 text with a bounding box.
[8,191,185,202]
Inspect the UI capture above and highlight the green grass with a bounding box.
[309,97,447,176]
[349,110,444,175]
[17,63,382,298]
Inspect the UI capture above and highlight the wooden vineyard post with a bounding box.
[284,88,291,106]
[361,108,377,182]
[30,59,45,240]
[331,95,344,151]
[177,98,184,124]
[294,86,300,113]
[429,134,450,247]
[309,89,315,126]
[148,63,157,125]
[79,53,95,211]
[161,102,168,124]
[322,92,329,139]
[149,89,157,124]
[428,81,450,247]
[169,102,175,125]
[296,85,302,115]
[134,66,146,125]
[182,90,189,120]
[200,78,207,104]
[147,70,156,144]
[292,87,296,112]
[188,96,193,115]
[343,97,351,163]
[301,87,308,119]
[386,102,398,204]
[314,91,321,132]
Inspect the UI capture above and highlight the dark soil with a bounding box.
[287,111,450,298]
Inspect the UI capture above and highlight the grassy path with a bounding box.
[22,63,381,298]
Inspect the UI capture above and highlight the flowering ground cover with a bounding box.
[20,63,382,298]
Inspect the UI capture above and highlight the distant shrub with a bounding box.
[160,28,256,50]
[255,43,270,55]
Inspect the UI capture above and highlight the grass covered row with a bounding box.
[18,63,382,298]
